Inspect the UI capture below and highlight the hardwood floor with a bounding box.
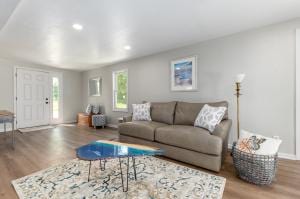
[0,125,299,199]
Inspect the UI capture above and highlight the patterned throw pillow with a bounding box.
[194,104,227,133]
[92,105,100,114]
[132,103,152,121]
[236,129,282,155]
[85,104,92,114]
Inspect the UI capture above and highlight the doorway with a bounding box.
[15,68,63,128]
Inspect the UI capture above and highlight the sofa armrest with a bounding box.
[212,119,232,163]
[212,119,232,139]
[123,115,132,122]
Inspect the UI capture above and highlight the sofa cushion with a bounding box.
[119,121,167,141]
[151,101,177,124]
[155,125,222,155]
[174,101,228,125]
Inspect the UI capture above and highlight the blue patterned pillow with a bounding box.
[92,105,100,114]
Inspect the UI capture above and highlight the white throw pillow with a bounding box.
[194,104,227,132]
[236,129,282,155]
[132,103,152,121]
[85,104,92,114]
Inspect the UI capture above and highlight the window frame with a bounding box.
[112,69,128,112]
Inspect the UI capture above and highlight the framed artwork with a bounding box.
[170,56,197,91]
[89,77,101,96]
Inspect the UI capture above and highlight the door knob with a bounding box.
[46,102,49,104]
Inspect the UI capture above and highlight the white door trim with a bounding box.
[295,29,300,160]
[14,66,64,128]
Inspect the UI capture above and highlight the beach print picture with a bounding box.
[170,56,197,91]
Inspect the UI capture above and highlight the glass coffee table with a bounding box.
[76,140,163,192]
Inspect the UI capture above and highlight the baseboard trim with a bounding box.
[228,144,297,160]
[61,120,77,124]
[277,153,297,160]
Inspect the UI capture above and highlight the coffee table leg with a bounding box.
[132,157,137,180]
[88,161,92,182]
[119,157,129,192]
[100,159,106,171]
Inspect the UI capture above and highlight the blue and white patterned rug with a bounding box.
[12,156,226,199]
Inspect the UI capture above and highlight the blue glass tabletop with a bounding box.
[76,140,163,161]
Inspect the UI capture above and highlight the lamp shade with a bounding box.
[236,73,245,83]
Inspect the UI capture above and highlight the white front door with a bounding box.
[16,68,50,128]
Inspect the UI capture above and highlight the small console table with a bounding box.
[77,113,93,127]
[0,110,15,149]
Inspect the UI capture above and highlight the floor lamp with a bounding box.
[235,74,245,139]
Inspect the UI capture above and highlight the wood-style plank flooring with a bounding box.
[0,125,299,199]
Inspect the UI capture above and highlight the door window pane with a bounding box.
[52,77,59,119]
[113,70,128,111]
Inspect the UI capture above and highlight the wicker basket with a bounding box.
[232,142,278,185]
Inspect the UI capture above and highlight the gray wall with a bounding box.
[82,19,300,156]
[0,58,82,123]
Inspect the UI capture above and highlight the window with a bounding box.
[113,69,128,112]
[52,77,60,119]
[51,73,63,123]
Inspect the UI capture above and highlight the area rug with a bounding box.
[12,157,226,199]
[18,125,55,133]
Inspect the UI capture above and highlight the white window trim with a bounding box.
[112,69,128,112]
[50,72,64,124]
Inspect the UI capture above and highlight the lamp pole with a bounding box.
[235,82,241,139]
[235,73,245,140]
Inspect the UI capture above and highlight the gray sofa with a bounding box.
[119,101,232,172]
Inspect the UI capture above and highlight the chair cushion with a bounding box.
[151,101,177,124]
[155,125,222,155]
[92,114,106,126]
[119,121,167,141]
[174,101,228,125]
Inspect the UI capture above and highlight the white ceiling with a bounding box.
[0,0,20,31]
[0,0,300,71]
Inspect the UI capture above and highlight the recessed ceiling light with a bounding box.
[124,45,131,50]
[72,23,83,30]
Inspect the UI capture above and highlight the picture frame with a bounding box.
[170,56,197,91]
